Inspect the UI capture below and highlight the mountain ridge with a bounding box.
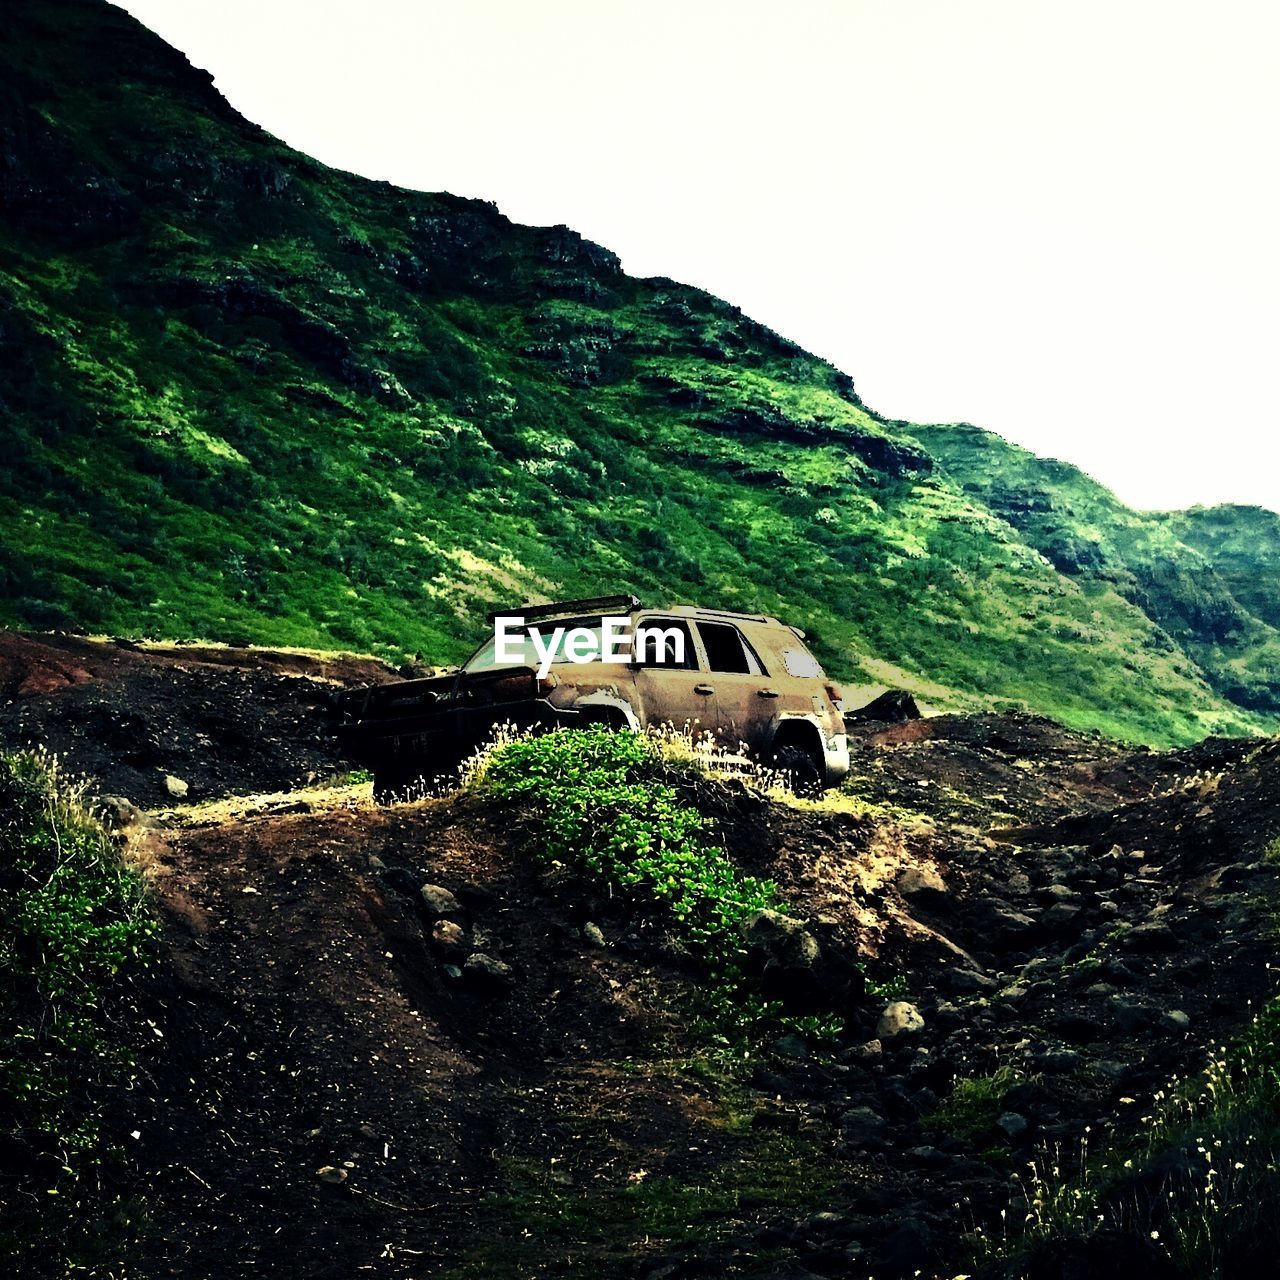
[2,0,1278,745]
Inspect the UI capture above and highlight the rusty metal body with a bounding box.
[334,597,849,800]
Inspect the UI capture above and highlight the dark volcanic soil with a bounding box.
[0,632,396,804]
[4,632,1279,1279]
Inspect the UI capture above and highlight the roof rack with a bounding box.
[692,606,770,623]
[486,594,642,624]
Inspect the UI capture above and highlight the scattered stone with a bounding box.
[997,1111,1029,1140]
[581,921,606,948]
[841,1038,882,1063]
[870,1218,933,1273]
[1041,901,1082,928]
[98,794,144,828]
[164,774,189,799]
[430,919,467,956]
[1120,920,1178,952]
[897,864,948,900]
[420,884,463,917]
[462,952,513,992]
[315,1165,347,1185]
[838,1105,887,1146]
[1162,1008,1192,1032]
[773,1033,809,1060]
[877,1001,925,1040]
[1108,996,1153,1032]
[1041,883,1079,904]
[739,909,820,970]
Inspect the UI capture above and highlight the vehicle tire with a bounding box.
[770,743,823,797]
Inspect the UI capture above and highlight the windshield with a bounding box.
[464,616,607,673]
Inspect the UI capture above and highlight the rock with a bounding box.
[773,1033,809,1060]
[463,952,513,993]
[838,1105,887,1146]
[1041,883,1080,903]
[1161,1008,1192,1032]
[996,1111,1030,1139]
[739,909,820,970]
[581,921,606,948]
[877,1001,925,1040]
[1041,901,1082,928]
[870,1217,933,1274]
[841,1038,882,1063]
[164,774,189,799]
[848,689,921,723]
[420,884,463,917]
[897,864,948,901]
[988,907,1039,947]
[315,1165,347,1184]
[98,794,144,828]
[1030,1045,1081,1072]
[949,968,998,993]
[430,919,467,956]
[1108,996,1154,1032]
[1120,921,1177,952]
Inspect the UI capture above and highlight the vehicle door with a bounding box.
[628,615,717,739]
[690,620,774,754]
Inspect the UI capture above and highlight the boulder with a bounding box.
[877,1001,925,1040]
[838,1105,887,1146]
[420,884,463,917]
[897,864,948,901]
[739,909,820,970]
[430,919,467,957]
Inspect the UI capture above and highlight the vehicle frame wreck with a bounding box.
[334,595,850,801]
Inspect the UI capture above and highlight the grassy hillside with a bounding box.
[912,423,1280,715]
[1,0,1276,746]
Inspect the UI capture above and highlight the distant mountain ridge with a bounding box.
[2,0,1278,745]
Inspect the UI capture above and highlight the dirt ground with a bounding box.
[4,632,1280,1278]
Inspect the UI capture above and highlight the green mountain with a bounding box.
[2,0,1277,746]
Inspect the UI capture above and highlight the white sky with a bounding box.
[117,0,1280,513]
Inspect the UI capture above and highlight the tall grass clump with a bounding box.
[470,727,829,1039]
[985,981,1280,1277]
[0,750,157,1273]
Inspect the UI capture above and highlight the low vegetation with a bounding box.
[980,984,1280,1277]
[0,750,157,1274]
[471,727,835,1040]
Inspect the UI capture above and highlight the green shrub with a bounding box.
[474,729,817,1037]
[0,751,157,1271]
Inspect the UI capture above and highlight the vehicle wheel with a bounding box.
[770,744,823,797]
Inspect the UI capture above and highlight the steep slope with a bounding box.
[0,0,1275,745]
[911,423,1280,715]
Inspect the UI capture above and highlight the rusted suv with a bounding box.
[335,595,849,801]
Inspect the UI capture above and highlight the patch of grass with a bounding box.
[471,728,837,1040]
[923,1066,1025,1142]
[444,1109,841,1278]
[0,750,158,1275]
[983,986,1280,1277]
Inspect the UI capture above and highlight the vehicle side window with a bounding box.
[781,647,823,678]
[697,622,766,675]
[635,619,697,669]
